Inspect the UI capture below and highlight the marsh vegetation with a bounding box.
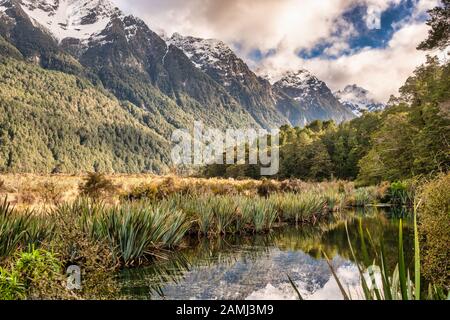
[0,173,448,300]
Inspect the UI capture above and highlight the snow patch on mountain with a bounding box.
[168,33,250,86]
[334,84,385,117]
[273,69,356,124]
[168,33,233,69]
[276,70,323,95]
[19,0,120,42]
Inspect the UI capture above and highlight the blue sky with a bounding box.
[339,1,416,51]
[246,1,425,61]
[290,1,421,59]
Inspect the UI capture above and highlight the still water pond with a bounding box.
[119,208,413,300]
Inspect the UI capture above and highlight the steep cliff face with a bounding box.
[273,70,356,125]
[168,33,290,128]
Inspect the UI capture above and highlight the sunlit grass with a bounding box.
[0,199,51,260]
[81,201,190,266]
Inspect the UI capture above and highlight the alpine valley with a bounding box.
[0,0,380,173]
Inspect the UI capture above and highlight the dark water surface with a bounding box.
[119,208,413,300]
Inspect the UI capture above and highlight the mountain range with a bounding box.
[334,85,385,117]
[0,0,383,173]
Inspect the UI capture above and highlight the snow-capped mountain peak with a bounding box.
[273,69,356,124]
[16,0,120,42]
[334,84,385,117]
[275,70,322,91]
[168,32,236,71]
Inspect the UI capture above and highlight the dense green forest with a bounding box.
[204,57,450,184]
[0,58,171,173]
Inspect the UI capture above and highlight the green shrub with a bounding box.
[0,267,26,300]
[79,173,117,200]
[1,247,62,300]
[418,173,450,290]
[389,180,416,206]
[14,247,61,287]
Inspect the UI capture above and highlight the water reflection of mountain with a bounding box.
[119,208,413,300]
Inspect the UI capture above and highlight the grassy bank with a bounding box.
[0,173,446,299]
[0,173,415,210]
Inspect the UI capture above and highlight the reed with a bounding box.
[238,197,278,232]
[289,201,448,300]
[192,199,215,235]
[171,195,280,235]
[323,189,346,212]
[210,197,238,235]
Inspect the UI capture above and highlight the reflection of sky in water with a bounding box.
[122,248,363,300]
[119,211,411,300]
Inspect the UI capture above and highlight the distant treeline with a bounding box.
[203,57,450,185]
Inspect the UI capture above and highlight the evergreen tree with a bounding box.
[417,0,450,50]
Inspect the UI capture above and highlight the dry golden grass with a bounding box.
[0,173,371,213]
[0,174,265,210]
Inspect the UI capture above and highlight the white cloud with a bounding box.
[258,22,437,102]
[112,0,443,102]
[114,0,359,54]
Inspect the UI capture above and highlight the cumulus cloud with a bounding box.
[113,0,443,102]
[258,21,437,102]
[364,0,402,29]
[115,0,358,53]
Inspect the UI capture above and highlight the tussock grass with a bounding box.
[0,199,51,260]
[270,192,327,224]
[352,186,379,207]
[81,202,190,266]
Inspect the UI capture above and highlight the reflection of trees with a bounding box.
[273,208,413,271]
[119,208,414,299]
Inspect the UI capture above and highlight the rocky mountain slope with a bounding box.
[334,84,385,116]
[273,70,356,125]
[169,33,356,127]
[168,33,290,128]
[0,0,258,134]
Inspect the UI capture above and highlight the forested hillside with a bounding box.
[0,58,171,173]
